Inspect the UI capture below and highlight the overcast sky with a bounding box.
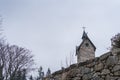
[0,0,120,74]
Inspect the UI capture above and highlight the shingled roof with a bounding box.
[76,30,96,55]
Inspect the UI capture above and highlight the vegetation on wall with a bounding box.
[111,33,120,49]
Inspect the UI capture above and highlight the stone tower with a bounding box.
[76,30,96,63]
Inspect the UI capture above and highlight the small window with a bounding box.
[85,43,89,47]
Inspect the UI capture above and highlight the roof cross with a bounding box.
[82,26,86,31]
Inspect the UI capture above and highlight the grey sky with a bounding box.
[0,0,120,74]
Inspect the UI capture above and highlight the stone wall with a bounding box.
[45,50,120,80]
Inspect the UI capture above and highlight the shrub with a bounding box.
[111,33,120,49]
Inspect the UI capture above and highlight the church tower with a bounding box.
[76,30,96,63]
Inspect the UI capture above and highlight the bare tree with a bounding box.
[0,40,8,80]
[0,41,34,80]
[46,68,51,77]
[36,66,44,80]
[65,51,75,68]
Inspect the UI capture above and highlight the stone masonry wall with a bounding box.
[45,50,120,80]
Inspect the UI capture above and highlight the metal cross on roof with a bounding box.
[82,26,86,31]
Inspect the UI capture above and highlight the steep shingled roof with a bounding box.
[76,30,96,55]
[82,30,88,40]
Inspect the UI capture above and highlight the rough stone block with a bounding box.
[94,63,104,71]
[92,73,101,80]
[80,67,91,75]
[82,73,93,80]
[114,71,120,76]
[112,48,120,56]
[118,78,120,80]
[106,56,118,67]
[112,65,120,72]
[100,52,111,61]
[101,69,110,75]
[91,76,101,80]
[86,62,95,68]
[105,75,118,80]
